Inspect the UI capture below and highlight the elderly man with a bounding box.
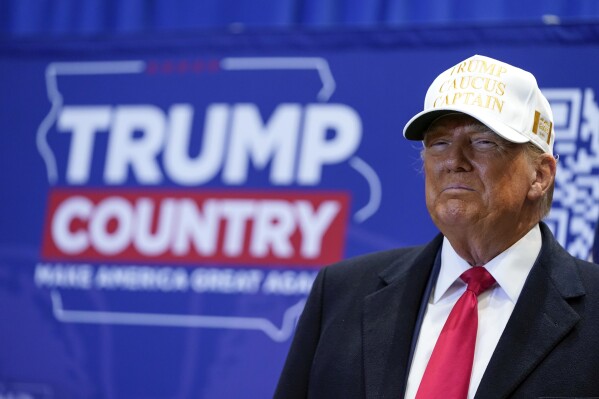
[273,55,599,399]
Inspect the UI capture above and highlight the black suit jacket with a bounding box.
[274,223,599,398]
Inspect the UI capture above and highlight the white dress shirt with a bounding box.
[404,224,542,399]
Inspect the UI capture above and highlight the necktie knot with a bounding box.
[460,267,495,296]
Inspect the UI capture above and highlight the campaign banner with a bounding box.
[1,25,598,398]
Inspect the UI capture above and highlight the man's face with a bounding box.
[423,114,537,235]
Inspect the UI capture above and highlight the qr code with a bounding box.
[543,88,599,260]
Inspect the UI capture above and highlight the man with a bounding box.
[273,55,599,398]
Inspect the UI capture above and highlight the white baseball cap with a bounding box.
[403,54,554,155]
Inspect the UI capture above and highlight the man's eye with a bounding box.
[473,139,496,148]
[428,140,448,147]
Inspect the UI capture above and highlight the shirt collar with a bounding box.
[433,224,542,303]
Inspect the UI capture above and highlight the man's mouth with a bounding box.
[442,185,475,192]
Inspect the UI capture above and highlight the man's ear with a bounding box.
[528,153,557,201]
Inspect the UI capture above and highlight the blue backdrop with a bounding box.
[1,23,599,398]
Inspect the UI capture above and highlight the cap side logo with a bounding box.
[532,110,552,145]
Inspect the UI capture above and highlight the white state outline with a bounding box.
[221,57,336,101]
[349,156,382,222]
[37,61,146,184]
[36,58,380,338]
[50,290,306,342]
[221,57,382,221]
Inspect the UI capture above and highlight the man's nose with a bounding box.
[443,144,472,172]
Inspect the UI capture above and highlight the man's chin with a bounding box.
[431,208,477,231]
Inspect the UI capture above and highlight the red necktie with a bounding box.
[415,266,496,399]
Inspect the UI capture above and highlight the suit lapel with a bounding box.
[474,223,585,399]
[363,235,443,399]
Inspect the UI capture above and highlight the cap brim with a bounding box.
[402,107,530,145]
